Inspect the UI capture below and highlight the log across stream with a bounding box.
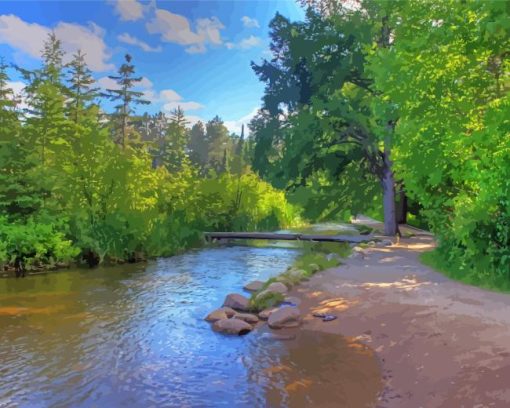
[204,231,376,244]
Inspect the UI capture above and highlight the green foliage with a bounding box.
[369,0,510,278]
[0,217,79,267]
[0,34,299,271]
[249,291,284,312]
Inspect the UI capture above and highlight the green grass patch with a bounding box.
[249,291,285,312]
[246,235,352,312]
[420,250,510,294]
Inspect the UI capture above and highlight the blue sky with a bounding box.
[0,0,305,133]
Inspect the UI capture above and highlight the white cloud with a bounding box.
[97,75,152,91]
[224,107,258,135]
[110,0,145,21]
[146,9,224,54]
[225,35,263,51]
[117,33,162,52]
[6,80,28,111]
[162,100,203,112]
[241,16,260,29]
[97,72,203,113]
[185,115,206,128]
[0,14,113,71]
[238,35,262,50]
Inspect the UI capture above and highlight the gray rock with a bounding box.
[213,318,253,335]
[205,307,236,322]
[255,282,288,301]
[265,282,288,294]
[234,313,259,324]
[268,306,301,329]
[243,280,265,292]
[222,293,250,312]
[258,307,278,320]
[381,239,393,246]
[283,296,302,306]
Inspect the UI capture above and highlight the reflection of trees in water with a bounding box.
[244,329,382,407]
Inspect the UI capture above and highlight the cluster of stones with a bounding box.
[204,279,302,336]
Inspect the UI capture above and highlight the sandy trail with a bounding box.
[290,222,510,408]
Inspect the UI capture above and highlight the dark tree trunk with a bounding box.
[382,129,397,236]
[396,183,408,224]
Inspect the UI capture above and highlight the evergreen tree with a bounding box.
[66,50,99,124]
[0,62,43,219]
[22,32,70,198]
[188,121,208,172]
[231,124,246,175]
[103,54,150,148]
[163,106,189,172]
[205,115,231,173]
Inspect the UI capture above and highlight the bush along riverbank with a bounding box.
[204,240,352,336]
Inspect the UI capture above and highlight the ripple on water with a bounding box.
[0,245,381,407]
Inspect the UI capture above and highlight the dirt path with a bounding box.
[290,221,510,407]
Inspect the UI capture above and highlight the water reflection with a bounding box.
[0,245,380,407]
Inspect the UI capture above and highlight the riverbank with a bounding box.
[285,224,510,407]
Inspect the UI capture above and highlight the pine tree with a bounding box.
[163,106,189,172]
[205,115,231,173]
[0,62,42,219]
[66,50,99,124]
[103,54,150,148]
[231,124,245,174]
[188,121,208,172]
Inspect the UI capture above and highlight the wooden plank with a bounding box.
[204,232,375,243]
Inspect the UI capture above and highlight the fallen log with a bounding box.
[204,232,375,244]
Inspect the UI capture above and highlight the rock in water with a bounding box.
[234,313,259,324]
[205,307,237,322]
[268,306,302,329]
[223,293,250,312]
[213,318,253,335]
[243,280,265,292]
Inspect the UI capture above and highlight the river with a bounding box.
[0,241,381,407]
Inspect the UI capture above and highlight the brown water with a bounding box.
[0,245,381,407]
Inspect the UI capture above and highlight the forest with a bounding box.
[0,36,298,269]
[1,0,509,289]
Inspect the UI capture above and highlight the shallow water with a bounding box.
[0,244,380,407]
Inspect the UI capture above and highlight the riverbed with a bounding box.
[0,243,381,407]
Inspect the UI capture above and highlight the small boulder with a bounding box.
[243,280,265,292]
[283,296,302,306]
[213,318,253,335]
[381,239,392,246]
[205,307,236,322]
[268,306,301,329]
[234,313,259,324]
[258,307,278,320]
[265,282,288,295]
[223,293,250,312]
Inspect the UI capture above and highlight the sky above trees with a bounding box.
[0,0,305,134]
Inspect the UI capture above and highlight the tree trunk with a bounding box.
[382,131,397,236]
[396,183,408,224]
